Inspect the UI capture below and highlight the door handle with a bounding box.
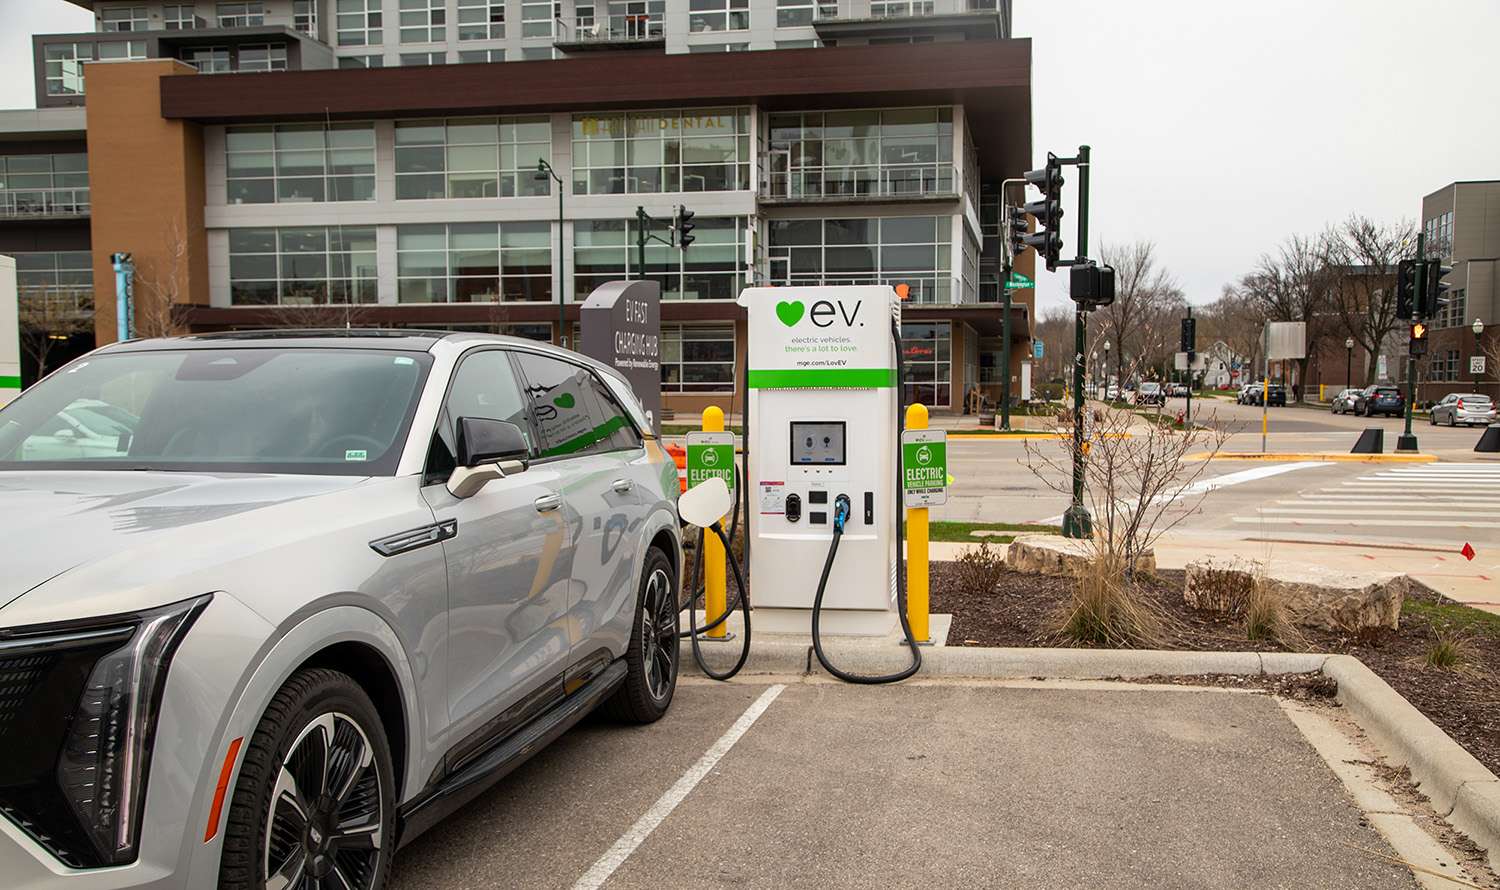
[534,494,562,513]
[612,479,635,494]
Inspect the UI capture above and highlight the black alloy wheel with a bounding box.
[605,547,679,723]
[219,669,394,890]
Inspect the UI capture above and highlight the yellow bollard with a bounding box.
[904,403,930,644]
[702,406,728,638]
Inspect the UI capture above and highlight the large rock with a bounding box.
[1004,534,1156,579]
[1184,556,1407,632]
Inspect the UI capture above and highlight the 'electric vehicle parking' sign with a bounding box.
[686,431,736,493]
[900,429,947,507]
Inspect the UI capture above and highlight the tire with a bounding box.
[605,547,679,724]
[1429,412,1436,425]
[219,669,395,890]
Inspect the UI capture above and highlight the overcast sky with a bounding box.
[4,0,1497,316]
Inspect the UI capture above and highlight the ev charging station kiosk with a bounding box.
[738,285,901,636]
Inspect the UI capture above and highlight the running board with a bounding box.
[396,659,628,847]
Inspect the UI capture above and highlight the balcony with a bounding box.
[1,188,90,219]
[810,2,1004,40]
[21,286,95,320]
[553,15,666,51]
[762,164,958,204]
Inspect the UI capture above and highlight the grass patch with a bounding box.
[913,520,1062,543]
[1402,598,1500,639]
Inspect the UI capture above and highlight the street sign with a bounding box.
[685,431,736,493]
[1033,341,1043,358]
[901,429,948,508]
[1006,273,1034,289]
[1472,356,1487,375]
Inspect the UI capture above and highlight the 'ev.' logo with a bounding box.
[776,299,863,328]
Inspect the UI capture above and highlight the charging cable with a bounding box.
[682,464,751,681]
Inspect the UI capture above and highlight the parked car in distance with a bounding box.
[1264,383,1287,407]
[1429,392,1498,426]
[1356,384,1405,417]
[1106,384,1120,401]
[0,331,684,890]
[1135,381,1165,406]
[1168,383,1190,398]
[1237,382,1263,405]
[1330,388,1361,414]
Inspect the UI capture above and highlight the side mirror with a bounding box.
[678,476,733,528]
[447,418,531,499]
[456,417,529,467]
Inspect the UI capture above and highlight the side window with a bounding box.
[513,353,642,458]
[431,350,534,474]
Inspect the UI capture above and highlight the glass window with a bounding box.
[400,0,446,42]
[513,352,641,457]
[164,5,199,28]
[337,0,383,46]
[900,321,951,407]
[767,107,954,199]
[1,154,91,217]
[458,48,505,63]
[43,44,92,96]
[458,0,506,39]
[769,215,953,303]
[689,0,749,32]
[394,117,551,200]
[217,2,265,27]
[397,222,553,304]
[227,123,375,204]
[228,225,378,304]
[293,0,318,34]
[572,108,750,196]
[101,7,149,31]
[439,349,534,462]
[573,217,747,302]
[236,43,288,72]
[661,326,734,393]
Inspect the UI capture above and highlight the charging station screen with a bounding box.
[789,422,846,465]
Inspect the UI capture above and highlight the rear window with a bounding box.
[1375,388,1400,398]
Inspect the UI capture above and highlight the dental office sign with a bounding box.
[739,286,899,389]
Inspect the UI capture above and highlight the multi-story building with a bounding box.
[4,0,1036,414]
[1418,181,1498,402]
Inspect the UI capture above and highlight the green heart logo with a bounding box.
[553,394,575,408]
[776,301,805,327]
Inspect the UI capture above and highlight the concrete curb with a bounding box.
[1182,451,1439,462]
[685,643,1499,870]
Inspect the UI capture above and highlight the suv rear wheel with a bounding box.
[605,547,679,723]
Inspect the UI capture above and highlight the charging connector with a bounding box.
[833,494,851,532]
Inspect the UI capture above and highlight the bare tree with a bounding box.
[16,285,94,381]
[1200,288,1264,380]
[134,221,197,339]
[1319,215,1417,388]
[1032,303,1073,386]
[265,300,379,329]
[1087,241,1184,387]
[1226,233,1338,402]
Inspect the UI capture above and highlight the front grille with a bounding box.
[0,624,135,868]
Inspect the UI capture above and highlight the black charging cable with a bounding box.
[684,513,752,681]
[806,315,923,685]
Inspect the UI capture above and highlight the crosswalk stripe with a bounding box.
[1233,517,1500,528]
[1231,462,1500,529]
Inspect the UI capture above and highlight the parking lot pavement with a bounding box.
[390,680,1438,890]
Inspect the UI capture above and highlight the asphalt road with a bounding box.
[389,680,1424,890]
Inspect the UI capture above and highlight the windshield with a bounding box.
[0,347,432,475]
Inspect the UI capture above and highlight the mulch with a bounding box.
[929,561,1500,779]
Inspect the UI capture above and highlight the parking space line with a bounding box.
[569,684,787,890]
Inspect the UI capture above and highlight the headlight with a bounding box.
[0,595,210,867]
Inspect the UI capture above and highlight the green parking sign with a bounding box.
[901,429,947,507]
[685,431,736,493]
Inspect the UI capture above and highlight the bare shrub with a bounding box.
[1052,552,1165,648]
[953,540,1006,594]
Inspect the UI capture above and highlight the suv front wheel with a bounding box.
[219,669,395,890]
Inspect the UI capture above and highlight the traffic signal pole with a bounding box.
[1062,145,1092,539]
[1397,233,1424,453]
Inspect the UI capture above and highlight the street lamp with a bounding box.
[1103,341,1111,398]
[535,159,566,348]
[1090,351,1097,397]
[1345,337,1354,389]
[1474,318,1485,390]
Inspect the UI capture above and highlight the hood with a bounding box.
[0,471,363,610]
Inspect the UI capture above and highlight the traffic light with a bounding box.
[1070,261,1114,310]
[1409,321,1428,356]
[1396,259,1416,320]
[1021,154,1064,271]
[1422,259,1453,318]
[1006,204,1028,265]
[1180,316,1197,353]
[675,206,695,249]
